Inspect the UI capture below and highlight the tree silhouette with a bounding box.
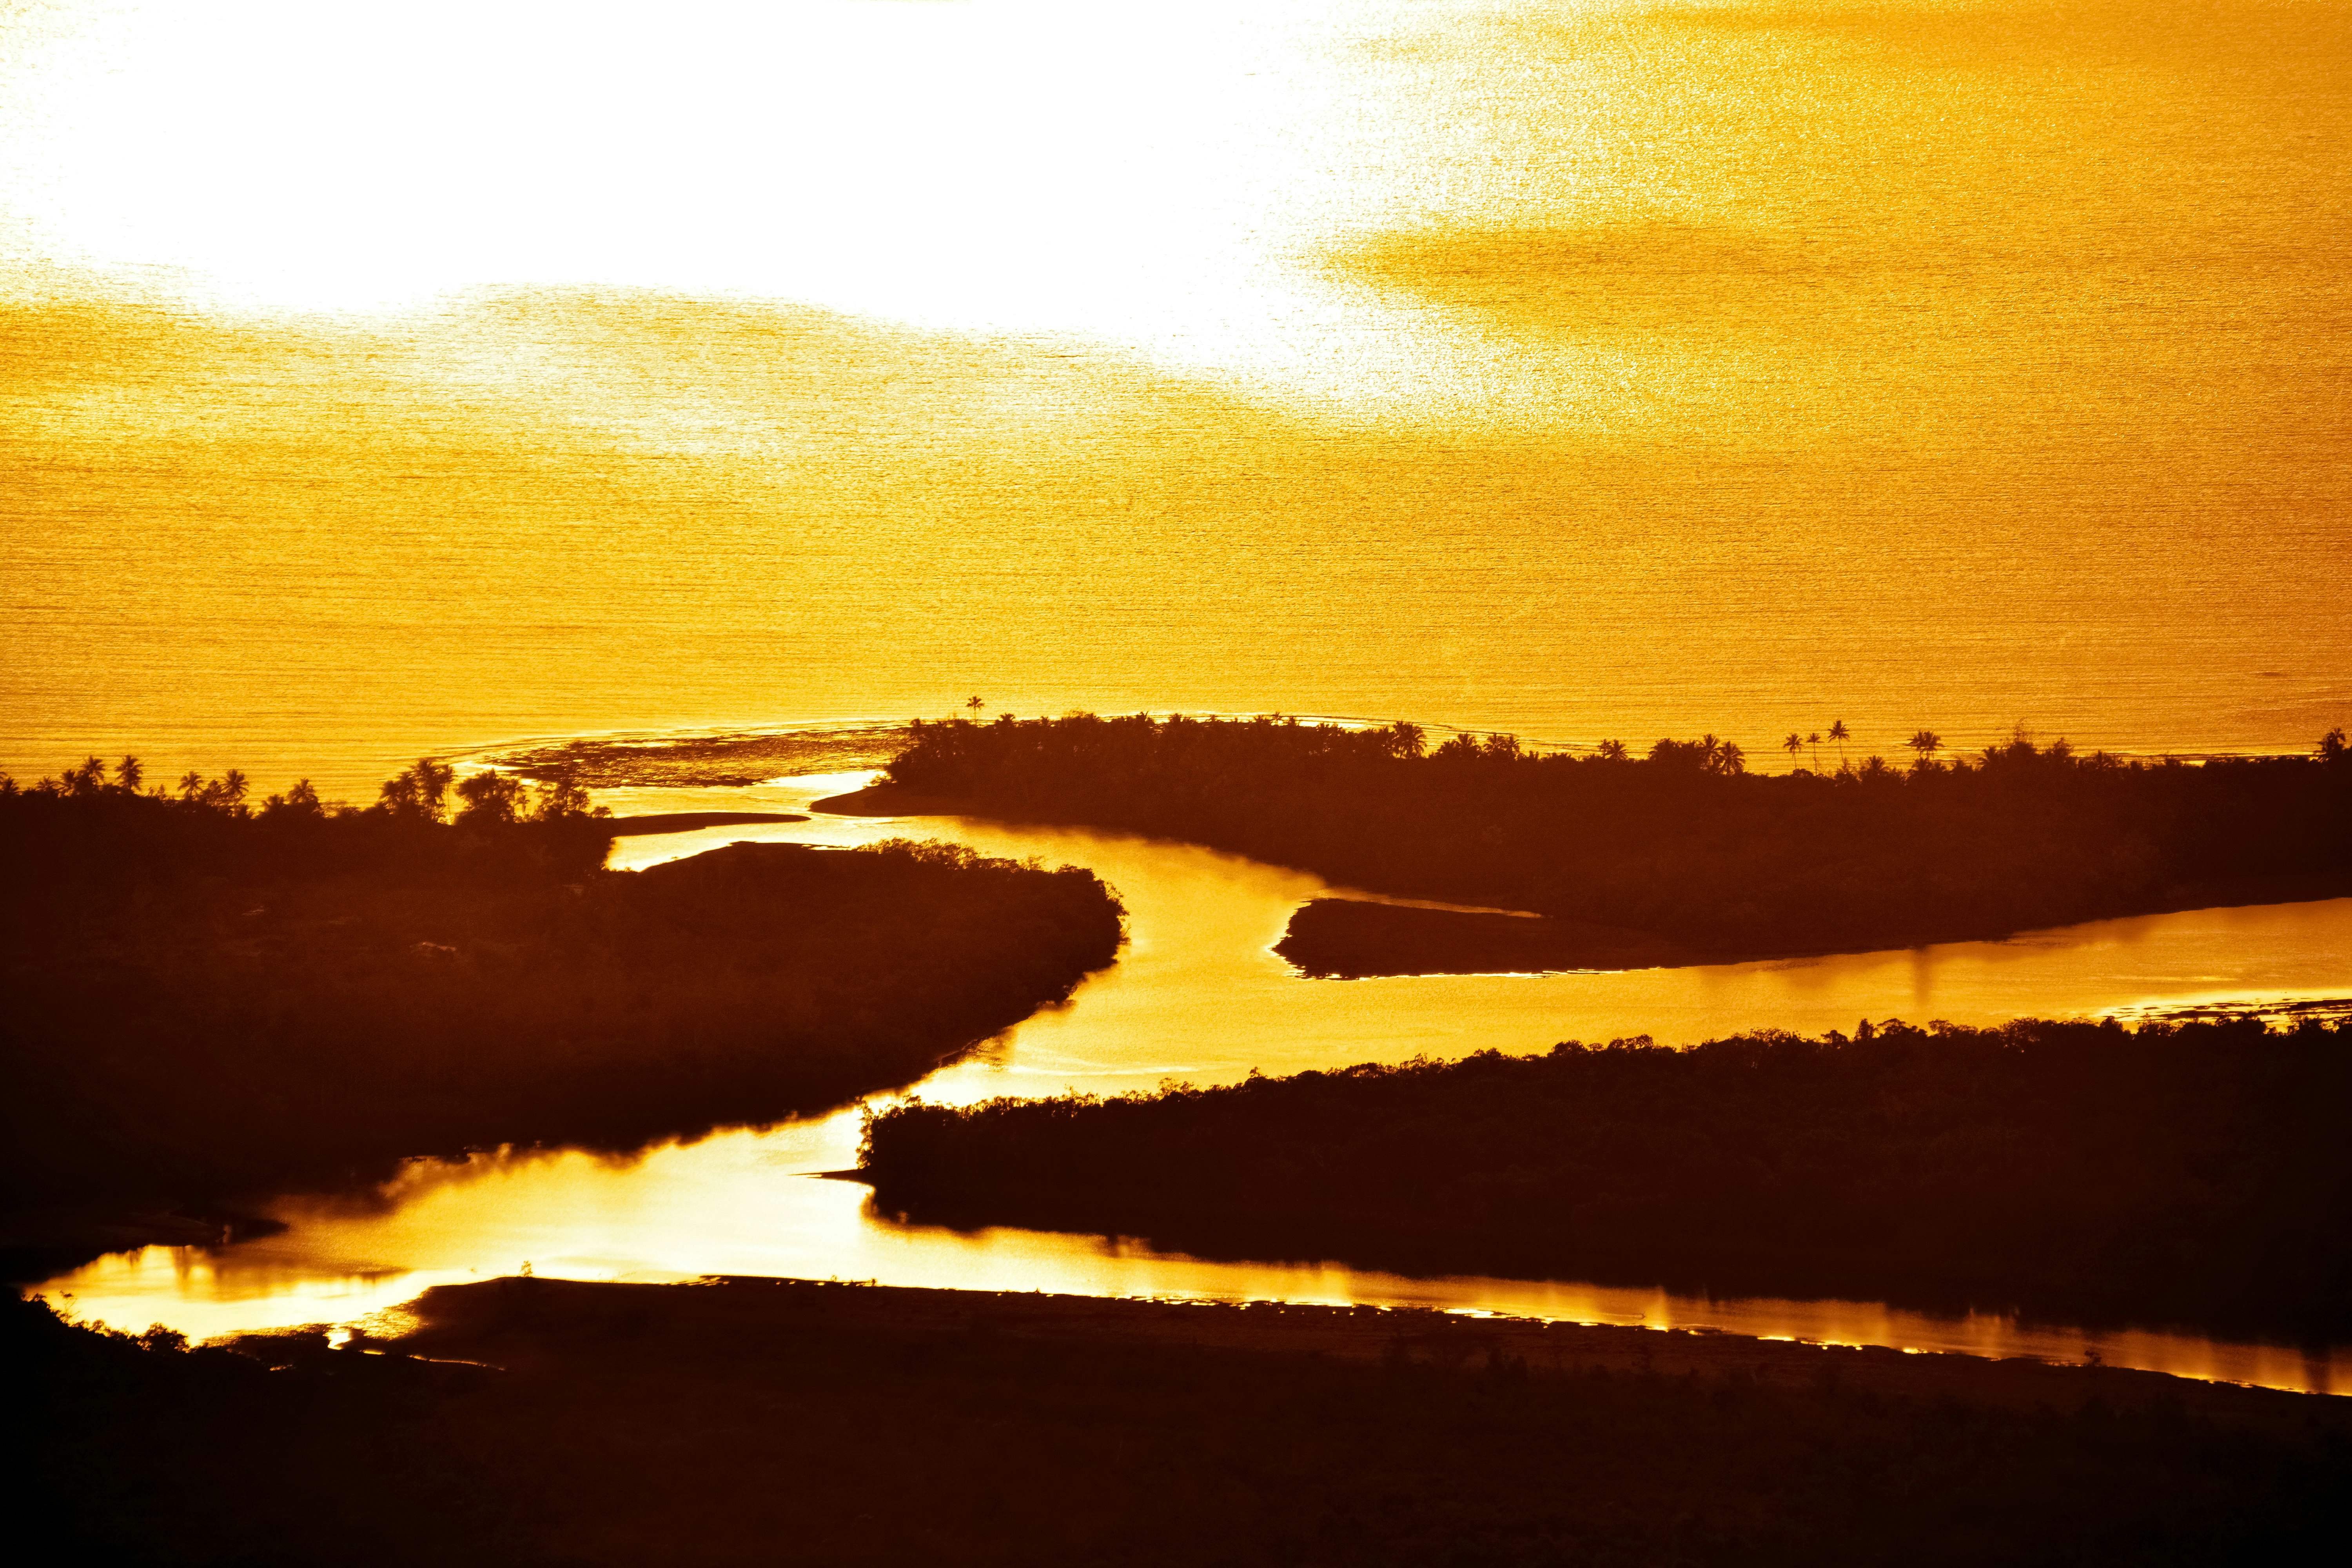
[262,780,325,818]
[1806,731,1821,770]
[1784,732,1805,771]
[1907,730,1943,769]
[1828,720,1849,770]
[61,756,108,796]
[534,772,607,821]
[456,770,530,826]
[379,759,456,823]
[965,696,985,717]
[115,755,142,793]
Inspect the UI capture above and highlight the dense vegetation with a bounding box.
[1,757,1122,1271]
[862,1016,2352,1334]
[10,1281,2347,1568]
[880,714,2352,960]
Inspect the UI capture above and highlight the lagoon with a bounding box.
[44,768,2352,1395]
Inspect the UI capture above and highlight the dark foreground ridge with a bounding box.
[0,760,1122,1277]
[9,1277,2347,1567]
[862,1016,2352,1338]
[853,713,2352,969]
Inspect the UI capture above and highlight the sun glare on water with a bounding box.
[2,0,1524,403]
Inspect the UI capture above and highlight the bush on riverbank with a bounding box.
[879,714,2352,960]
[861,1016,2352,1334]
[0,764,1123,1269]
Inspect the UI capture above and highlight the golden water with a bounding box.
[43,775,2352,1393]
[3,1,2347,794]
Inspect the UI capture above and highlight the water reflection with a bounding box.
[40,772,2352,1395]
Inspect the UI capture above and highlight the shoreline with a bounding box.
[1281,883,2352,978]
[607,809,808,836]
[28,1274,2349,1563]
[823,781,2352,977]
[378,1274,2347,1425]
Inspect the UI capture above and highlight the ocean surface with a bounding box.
[3,0,2347,795]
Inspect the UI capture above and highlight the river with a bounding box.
[41,769,2352,1396]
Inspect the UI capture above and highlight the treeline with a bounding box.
[15,750,608,826]
[861,1017,2352,1334]
[2,760,1123,1271]
[878,715,2352,958]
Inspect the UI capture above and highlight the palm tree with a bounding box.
[1783,732,1805,771]
[965,695,984,717]
[1806,731,1821,770]
[1907,729,1942,769]
[1828,719,1849,770]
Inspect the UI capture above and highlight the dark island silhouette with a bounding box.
[0,755,1122,1277]
[826,714,2352,974]
[860,1015,2352,1338]
[10,1275,2346,1568]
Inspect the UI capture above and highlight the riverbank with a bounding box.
[861,1017,2352,1339]
[609,809,808,835]
[1276,882,2352,977]
[14,1275,2346,1566]
[2,779,1123,1282]
[866,715,2352,970]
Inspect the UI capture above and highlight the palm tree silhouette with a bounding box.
[1828,719,1849,770]
[1907,729,1943,769]
[1783,732,1805,771]
[1806,731,1821,770]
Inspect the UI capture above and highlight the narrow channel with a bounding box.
[43,771,2352,1395]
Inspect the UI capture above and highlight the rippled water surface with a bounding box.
[5,1,2348,792]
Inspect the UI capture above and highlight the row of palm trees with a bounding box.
[1779,720,1943,774]
[17,751,600,824]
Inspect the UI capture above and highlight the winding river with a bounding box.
[41,772,2352,1395]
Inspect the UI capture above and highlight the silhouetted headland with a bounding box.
[0,756,1122,1277]
[608,809,808,835]
[10,1276,2345,1567]
[861,1016,2352,1338]
[840,714,2352,973]
[1276,898,1697,975]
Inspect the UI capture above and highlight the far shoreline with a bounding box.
[818,781,2352,979]
[1278,882,2352,979]
[607,810,808,836]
